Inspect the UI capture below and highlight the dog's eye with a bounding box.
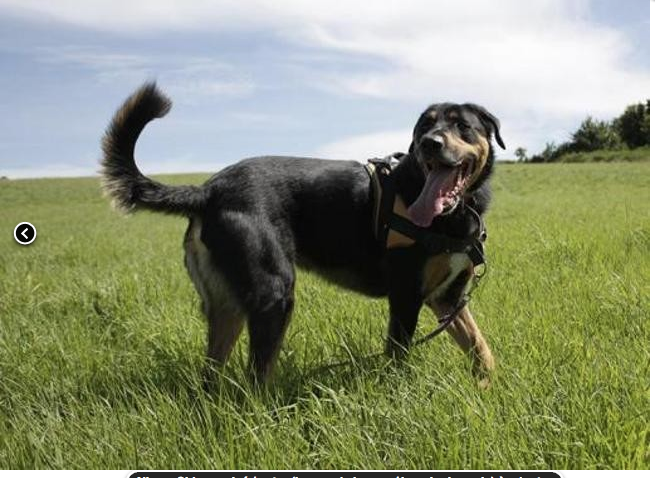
[457,121,471,132]
[420,120,433,132]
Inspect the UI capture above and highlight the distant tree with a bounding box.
[614,100,649,148]
[529,140,573,163]
[542,141,558,162]
[570,116,621,152]
[514,147,527,162]
[525,99,649,165]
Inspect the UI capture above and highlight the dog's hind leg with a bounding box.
[184,220,246,370]
[200,212,296,385]
[246,273,295,384]
[241,232,296,384]
[206,303,245,366]
[442,305,495,388]
[242,248,295,384]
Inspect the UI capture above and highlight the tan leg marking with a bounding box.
[432,303,495,388]
[184,220,245,367]
[422,254,452,295]
[206,303,245,365]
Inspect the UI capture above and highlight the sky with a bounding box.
[0,0,649,178]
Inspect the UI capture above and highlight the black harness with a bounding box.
[365,153,488,341]
[365,153,487,266]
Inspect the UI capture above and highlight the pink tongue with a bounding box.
[407,168,458,227]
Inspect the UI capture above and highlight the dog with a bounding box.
[101,83,505,386]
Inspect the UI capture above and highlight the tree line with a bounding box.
[515,100,649,163]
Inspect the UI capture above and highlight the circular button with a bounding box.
[14,222,37,245]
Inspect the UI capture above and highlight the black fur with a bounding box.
[101,83,504,383]
[101,83,206,214]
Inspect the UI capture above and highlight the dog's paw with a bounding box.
[473,350,495,390]
[477,375,492,390]
[385,341,410,361]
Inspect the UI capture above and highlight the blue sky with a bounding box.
[0,0,649,178]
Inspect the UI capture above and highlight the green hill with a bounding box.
[557,146,649,163]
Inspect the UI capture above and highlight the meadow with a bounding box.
[0,161,649,470]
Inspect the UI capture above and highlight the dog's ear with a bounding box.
[465,104,506,150]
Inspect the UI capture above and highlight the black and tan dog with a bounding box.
[101,83,505,386]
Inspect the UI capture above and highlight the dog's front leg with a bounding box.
[384,249,423,358]
[385,298,422,358]
[435,304,495,388]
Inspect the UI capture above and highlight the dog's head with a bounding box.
[407,103,505,227]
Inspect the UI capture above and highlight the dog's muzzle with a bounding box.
[420,134,459,168]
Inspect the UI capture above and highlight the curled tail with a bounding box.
[100,82,206,215]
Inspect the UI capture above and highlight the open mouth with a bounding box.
[407,159,475,227]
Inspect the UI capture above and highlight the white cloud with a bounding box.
[315,129,412,161]
[1,0,648,157]
[5,2,647,111]
[289,3,647,122]
[0,1,443,32]
[36,45,255,99]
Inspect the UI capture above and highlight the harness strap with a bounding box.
[366,155,487,266]
[365,162,383,238]
[366,153,402,242]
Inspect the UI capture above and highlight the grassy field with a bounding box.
[0,162,649,470]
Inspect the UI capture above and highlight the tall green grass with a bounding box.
[0,162,649,469]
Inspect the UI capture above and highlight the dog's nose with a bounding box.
[420,135,444,158]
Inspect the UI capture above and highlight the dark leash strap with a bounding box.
[413,297,469,345]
